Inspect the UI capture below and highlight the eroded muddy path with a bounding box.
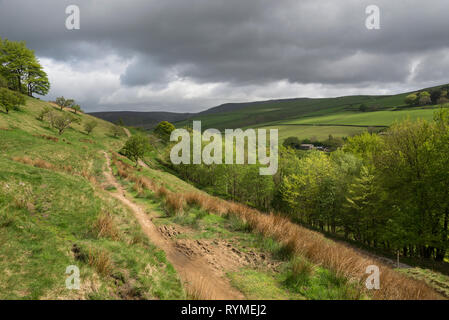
[102,151,245,299]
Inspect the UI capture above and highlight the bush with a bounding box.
[154,121,175,141]
[0,88,25,113]
[283,137,301,149]
[37,106,51,121]
[120,135,151,166]
[84,120,98,135]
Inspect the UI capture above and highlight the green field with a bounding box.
[281,107,439,126]
[260,125,368,141]
[260,106,444,142]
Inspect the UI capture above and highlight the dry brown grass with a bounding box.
[185,274,217,300]
[93,212,120,240]
[88,248,113,276]
[163,192,186,216]
[33,134,59,142]
[12,156,54,170]
[33,159,54,170]
[156,185,169,198]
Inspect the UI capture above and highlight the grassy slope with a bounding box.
[0,96,184,299]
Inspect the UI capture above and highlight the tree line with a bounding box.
[161,109,449,262]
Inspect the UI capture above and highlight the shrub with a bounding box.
[154,121,175,141]
[120,135,151,166]
[84,120,98,135]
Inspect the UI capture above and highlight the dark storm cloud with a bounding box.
[1,0,449,111]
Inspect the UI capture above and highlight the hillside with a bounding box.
[89,111,192,130]
[90,83,449,144]
[1,95,446,300]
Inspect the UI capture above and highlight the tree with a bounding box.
[0,88,25,113]
[55,96,75,111]
[110,125,123,137]
[283,136,301,149]
[154,121,175,141]
[72,104,82,114]
[437,97,449,105]
[0,74,7,88]
[373,117,448,259]
[0,38,34,93]
[10,90,26,111]
[359,104,368,112]
[84,120,97,135]
[53,113,80,135]
[430,90,442,105]
[25,59,50,97]
[405,93,418,106]
[120,135,150,166]
[418,91,431,106]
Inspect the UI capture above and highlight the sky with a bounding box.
[1,0,449,113]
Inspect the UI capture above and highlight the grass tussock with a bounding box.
[12,156,54,170]
[88,248,114,277]
[93,212,120,240]
[32,134,59,142]
[185,274,217,300]
[285,257,314,288]
[163,192,186,216]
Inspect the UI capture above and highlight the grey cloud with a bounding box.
[1,0,449,112]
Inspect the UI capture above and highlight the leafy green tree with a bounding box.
[53,113,80,135]
[373,117,447,259]
[405,93,418,106]
[55,96,75,111]
[25,59,50,96]
[0,38,49,96]
[120,135,151,166]
[359,104,368,112]
[72,104,82,114]
[110,125,123,137]
[283,136,301,149]
[0,74,7,88]
[0,88,25,113]
[418,91,431,105]
[0,38,34,93]
[84,120,98,135]
[343,166,385,245]
[430,90,442,105]
[154,121,175,141]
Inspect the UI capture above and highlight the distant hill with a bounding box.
[89,111,192,129]
[91,83,448,134]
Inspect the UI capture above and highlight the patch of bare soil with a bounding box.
[159,225,280,276]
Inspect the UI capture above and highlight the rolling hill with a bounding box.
[91,83,449,143]
[88,111,192,130]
